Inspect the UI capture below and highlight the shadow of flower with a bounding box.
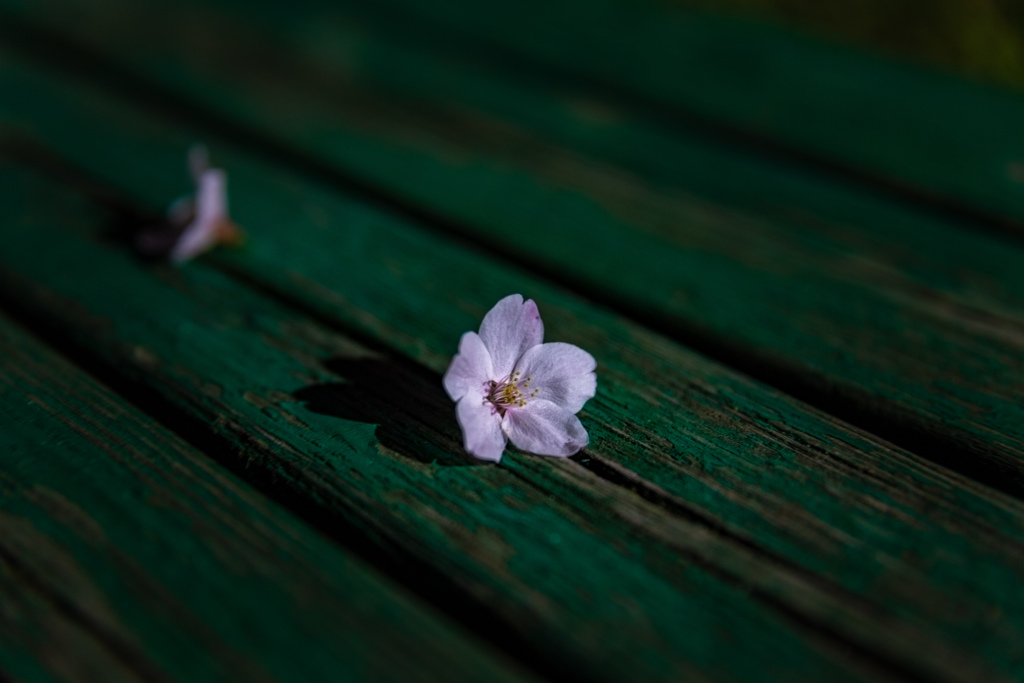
[293,355,481,468]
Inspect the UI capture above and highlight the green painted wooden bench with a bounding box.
[1,0,1023,681]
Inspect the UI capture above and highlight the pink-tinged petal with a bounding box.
[502,399,588,457]
[170,169,228,263]
[456,396,507,462]
[194,168,229,227]
[443,332,494,401]
[513,342,597,413]
[478,294,544,379]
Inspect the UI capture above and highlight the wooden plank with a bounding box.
[0,164,901,683]
[0,314,534,683]
[3,0,994,258]
[364,0,1024,226]
[0,553,144,683]
[0,56,1023,681]
[7,0,1024,228]
[337,0,1024,223]
[1,12,1023,490]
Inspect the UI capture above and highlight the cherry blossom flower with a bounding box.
[135,145,243,263]
[443,294,597,462]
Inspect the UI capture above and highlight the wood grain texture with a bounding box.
[0,313,533,683]
[0,163,906,683]
[0,15,1022,487]
[7,0,1024,228]
[0,58,1023,680]
[0,554,143,683]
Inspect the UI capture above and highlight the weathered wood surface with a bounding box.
[7,0,1024,228]
[0,553,144,683]
[0,162,896,683]
[2,5,1023,493]
[1,50,1024,681]
[0,312,533,683]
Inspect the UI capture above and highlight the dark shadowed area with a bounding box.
[0,1,1023,682]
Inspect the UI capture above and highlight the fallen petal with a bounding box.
[456,395,507,462]
[478,294,544,379]
[502,399,588,457]
[443,332,494,401]
[170,168,229,263]
[513,342,597,414]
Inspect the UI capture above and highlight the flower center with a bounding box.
[485,370,539,414]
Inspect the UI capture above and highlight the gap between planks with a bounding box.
[0,15,1020,500]
[0,310,537,683]
[0,140,1011,683]
[0,282,585,683]
[6,26,1024,683]
[0,545,168,683]
[4,5,1024,247]
[0,206,932,683]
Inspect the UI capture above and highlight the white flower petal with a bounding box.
[171,169,229,263]
[513,342,597,414]
[195,169,228,226]
[443,332,494,401]
[502,399,588,457]
[478,294,544,379]
[456,396,507,462]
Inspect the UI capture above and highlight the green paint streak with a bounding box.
[0,52,1021,680]
[0,315,531,683]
